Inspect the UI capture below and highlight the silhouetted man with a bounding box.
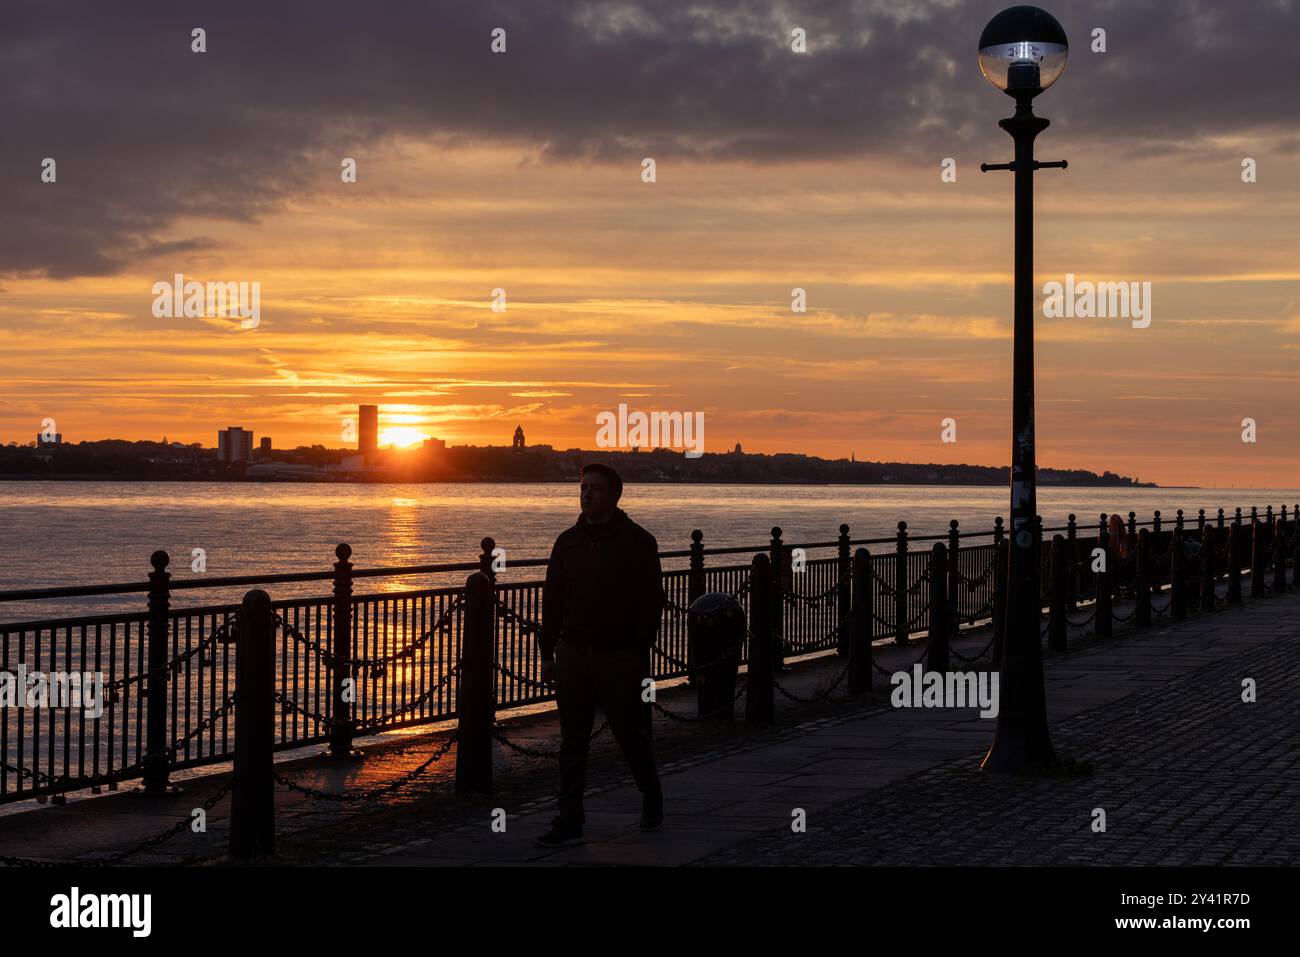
[535,463,664,847]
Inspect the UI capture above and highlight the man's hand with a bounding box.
[541,661,557,687]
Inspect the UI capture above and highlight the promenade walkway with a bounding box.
[2,579,1295,867]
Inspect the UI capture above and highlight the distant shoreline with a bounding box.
[0,474,1176,488]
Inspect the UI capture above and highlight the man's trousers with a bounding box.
[554,640,661,823]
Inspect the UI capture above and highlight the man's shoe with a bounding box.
[640,792,664,832]
[535,816,584,848]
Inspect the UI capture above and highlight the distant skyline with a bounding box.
[3,1,1299,488]
[0,421,1192,488]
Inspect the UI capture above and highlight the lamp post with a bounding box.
[977,5,1068,773]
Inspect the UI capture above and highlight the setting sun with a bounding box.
[378,426,430,449]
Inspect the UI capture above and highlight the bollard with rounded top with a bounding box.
[1217,507,1225,529]
[1171,528,1187,620]
[687,592,744,720]
[1095,523,1113,639]
[926,543,949,673]
[894,522,909,645]
[1227,523,1243,604]
[1047,535,1067,652]
[231,589,275,860]
[141,550,179,797]
[1169,511,1179,566]
[1200,522,1217,612]
[848,548,873,696]
[326,543,362,760]
[947,520,961,644]
[1197,509,1205,534]
[1066,514,1078,611]
[1250,512,1265,599]
[1233,508,1244,571]
[1135,530,1152,628]
[1266,509,1276,567]
[455,572,494,795]
[1153,510,1162,536]
[769,526,786,670]
[746,553,776,727]
[686,529,708,685]
[479,537,497,582]
[1293,506,1300,580]
[836,524,852,656]
[1127,511,1137,543]
[1282,505,1290,567]
[1272,520,1288,594]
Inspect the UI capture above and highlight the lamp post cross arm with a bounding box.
[980,159,1069,172]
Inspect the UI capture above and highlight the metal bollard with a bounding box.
[231,589,275,860]
[894,522,909,645]
[455,572,494,795]
[1135,529,1151,629]
[848,548,873,696]
[1200,523,1217,612]
[326,543,361,760]
[1095,525,1113,639]
[746,553,776,726]
[1272,522,1288,594]
[1226,523,1243,604]
[1171,528,1187,620]
[143,550,173,796]
[1250,516,1266,599]
[837,525,852,657]
[926,543,949,673]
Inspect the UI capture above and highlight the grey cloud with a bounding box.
[1,0,1296,278]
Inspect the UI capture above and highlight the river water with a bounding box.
[2,481,1295,621]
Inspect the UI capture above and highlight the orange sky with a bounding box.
[2,3,1298,488]
[4,140,1297,488]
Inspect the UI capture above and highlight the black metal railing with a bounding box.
[3,503,1297,805]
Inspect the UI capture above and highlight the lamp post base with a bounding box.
[982,744,1094,777]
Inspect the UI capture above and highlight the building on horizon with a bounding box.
[359,405,378,459]
[512,425,525,451]
[218,427,254,463]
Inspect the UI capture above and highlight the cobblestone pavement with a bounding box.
[697,617,1299,865]
[0,636,885,865]
[291,587,1296,866]
[3,581,1292,866]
